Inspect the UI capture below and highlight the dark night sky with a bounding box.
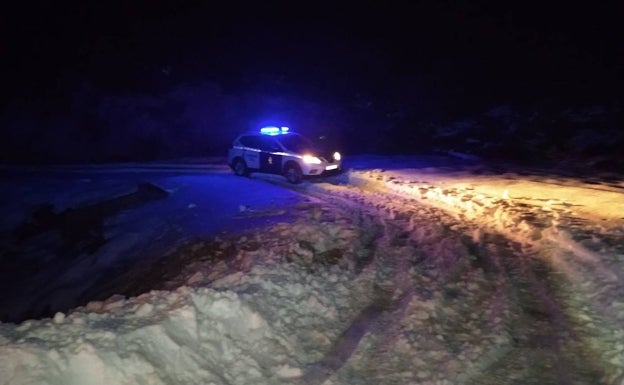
[3,1,623,108]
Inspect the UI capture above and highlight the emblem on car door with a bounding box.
[268,156,273,164]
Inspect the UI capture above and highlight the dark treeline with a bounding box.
[0,81,349,164]
[1,75,622,171]
[0,68,472,164]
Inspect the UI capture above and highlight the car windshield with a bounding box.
[278,133,316,153]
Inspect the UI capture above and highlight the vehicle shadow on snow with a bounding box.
[245,169,349,189]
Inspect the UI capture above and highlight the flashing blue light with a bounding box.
[260,126,279,134]
[260,126,290,135]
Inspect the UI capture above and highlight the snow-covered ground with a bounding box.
[1,155,623,385]
[0,165,306,323]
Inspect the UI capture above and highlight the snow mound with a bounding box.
[0,285,303,385]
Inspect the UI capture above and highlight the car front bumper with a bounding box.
[301,161,342,176]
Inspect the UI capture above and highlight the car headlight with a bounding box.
[333,151,341,161]
[302,154,322,164]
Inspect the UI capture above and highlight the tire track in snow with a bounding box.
[297,181,620,384]
[297,186,419,385]
[461,238,607,385]
[344,170,624,384]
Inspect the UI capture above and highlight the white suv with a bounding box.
[227,126,342,184]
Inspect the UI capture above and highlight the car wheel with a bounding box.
[284,163,303,184]
[233,158,249,176]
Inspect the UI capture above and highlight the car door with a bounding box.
[258,136,283,175]
[239,136,261,169]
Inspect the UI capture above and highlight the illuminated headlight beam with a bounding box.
[302,155,322,164]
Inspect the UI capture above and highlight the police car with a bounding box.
[227,126,342,184]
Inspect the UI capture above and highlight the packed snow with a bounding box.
[1,155,623,385]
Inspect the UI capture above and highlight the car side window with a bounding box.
[257,136,281,152]
[239,136,263,149]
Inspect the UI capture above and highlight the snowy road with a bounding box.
[0,164,309,323]
[1,155,623,384]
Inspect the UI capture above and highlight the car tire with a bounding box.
[284,163,303,184]
[233,158,249,177]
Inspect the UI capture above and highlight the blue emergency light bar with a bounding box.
[260,126,290,135]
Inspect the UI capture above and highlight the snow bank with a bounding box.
[0,285,300,385]
[0,255,378,385]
